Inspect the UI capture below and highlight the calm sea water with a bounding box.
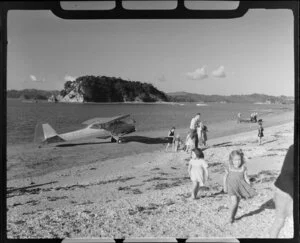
[7,99,293,145]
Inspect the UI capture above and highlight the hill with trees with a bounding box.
[167,92,294,104]
[7,89,60,100]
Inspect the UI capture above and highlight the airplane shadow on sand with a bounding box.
[120,136,169,144]
[235,199,275,221]
[55,137,169,147]
[56,141,112,147]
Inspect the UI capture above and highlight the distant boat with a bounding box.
[196,103,207,106]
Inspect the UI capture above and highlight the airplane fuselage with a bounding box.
[58,124,136,142]
[59,127,111,141]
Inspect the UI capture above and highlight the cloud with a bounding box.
[64,75,77,82]
[186,66,208,80]
[29,75,46,83]
[30,75,37,82]
[158,75,167,82]
[212,66,226,78]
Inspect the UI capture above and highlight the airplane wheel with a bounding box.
[118,139,122,144]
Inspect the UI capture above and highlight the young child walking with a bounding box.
[258,120,264,145]
[223,149,256,223]
[188,148,209,199]
[200,123,208,147]
[184,131,195,154]
[166,127,176,151]
[174,134,182,152]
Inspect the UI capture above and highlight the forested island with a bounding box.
[54,76,169,103]
[7,75,294,104]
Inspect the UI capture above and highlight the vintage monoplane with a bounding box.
[34,114,136,144]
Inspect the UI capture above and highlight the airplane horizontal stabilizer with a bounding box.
[34,123,65,144]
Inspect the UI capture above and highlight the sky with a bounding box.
[7,5,294,96]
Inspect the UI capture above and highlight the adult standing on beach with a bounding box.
[190,113,201,148]
[237,113,241,123]
[269,144,294,238]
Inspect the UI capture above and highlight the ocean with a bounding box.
[6,99,293,145]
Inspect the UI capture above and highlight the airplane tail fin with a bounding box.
[34,123,65,144]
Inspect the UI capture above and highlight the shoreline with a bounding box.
[7,121,294,238]
[7,111,293,181]
[8,97,294,105]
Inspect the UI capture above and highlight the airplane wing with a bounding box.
[82,114,131,126]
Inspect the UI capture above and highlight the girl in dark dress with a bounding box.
[223,149,256,223]
[258,120,264,145]
[165,127,175,151]
[201,124,208,147]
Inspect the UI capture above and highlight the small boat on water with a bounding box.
[196,103,208,106]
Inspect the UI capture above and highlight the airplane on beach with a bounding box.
[34,114,136,144]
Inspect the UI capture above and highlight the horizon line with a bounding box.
[6,88,294,98]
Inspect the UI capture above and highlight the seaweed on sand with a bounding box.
[153,181,183,190]
[151,167,161,171]
[131,189,143,194]
[47,196,68,201]
[128,203,161,215]
[118,186,131,191]
[118,186,142,194]
[143,177,168,182]
[249,170,279,184]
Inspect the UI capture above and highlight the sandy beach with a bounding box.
[7,114,294,238]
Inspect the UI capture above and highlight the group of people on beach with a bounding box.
[237,111,259,124]
[167,111,264,152]
[250,112,258,122]
[165,112,293,237]
[165,113,208,153]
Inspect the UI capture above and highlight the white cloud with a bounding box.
[158,75,167,82]
[212,66,226,78]
[29,75,46,82]
[186,66,208,80]
[64,75,77,82]
[30,75,37,82]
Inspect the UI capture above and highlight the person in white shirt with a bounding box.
[190,113,201,148]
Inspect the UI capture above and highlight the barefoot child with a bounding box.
[184,131,195,154]
[166,127,175,151]
[174,134,182,152]
[258,119,264,145]
[188,148,209,199]
[223,149,256,223]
